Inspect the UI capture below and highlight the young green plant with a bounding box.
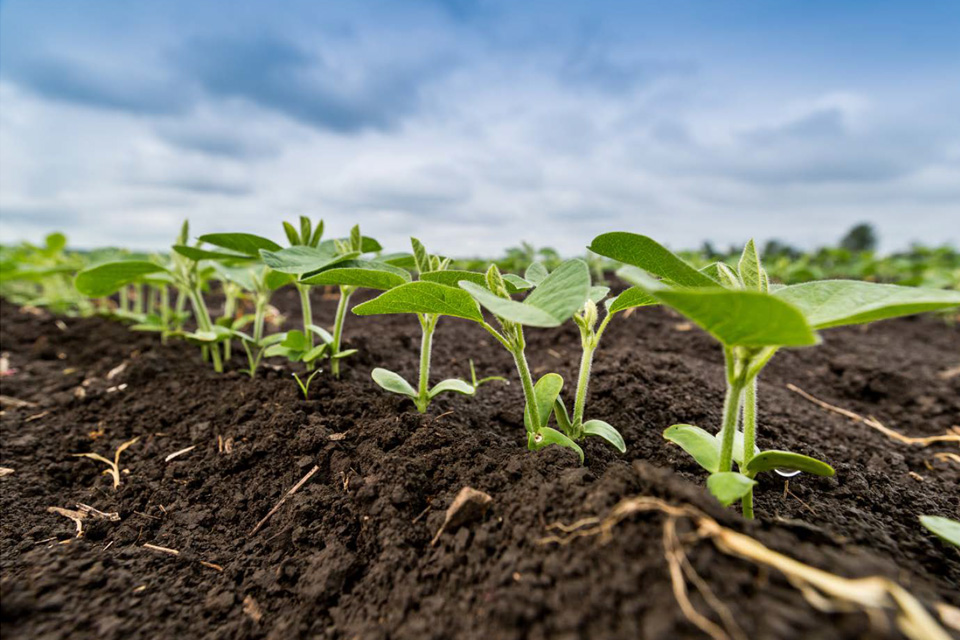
[352,238,504,413]
[590,232,960,517]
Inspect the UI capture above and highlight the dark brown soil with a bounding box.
[1,284,958,640]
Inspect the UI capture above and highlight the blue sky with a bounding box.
[1,0,958,255]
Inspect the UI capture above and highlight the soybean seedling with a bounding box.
[72,437,139,489]
[261,224,386,377]
[352,238,505,413]
[75,221,245,372]
[589,232,960,517]
[295,225,402,377]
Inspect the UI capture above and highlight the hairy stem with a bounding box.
[741,378,758,519]
[330,287,353,378]
[509,330,540,432]
[296,283,314,371]
[718,379,745,473]
[571,339,595,434]
[415,314,436,413]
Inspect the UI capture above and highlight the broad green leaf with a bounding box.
[429,379,475,398]
[589,232,717,288]
[282,330,308,351]
[259,332,287,347]
[528,426,584,463]
[184,326,233,344]
[262,344,294,359]
[582,419,626,453]
[773,280,960,329]
[421,270,527,294]
[459,281,557,326]
[372,368,417,397]
[330,349,358,359]
[264,269,295,290]
[300,260,411,290]
[75,261,169,297]
[707,472,756,506]
[589,286,610,304]
[607,287,657,314]
[352,281,483,322]
[524,259,591,320]
[653,288,818,347]
[664,424,720,473]
[502,273,533,291]
[919,515,960,548]
[260,246,358,275]
[462,259,589,328]
[738,239,763,291]
[45,232,67,252]
[171,245,250,262]
[524,261,549,285]
[745,451,835,477]
[523,373,563,430]
[198,233,281,256]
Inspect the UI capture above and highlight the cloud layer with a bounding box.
[1,0,959,254]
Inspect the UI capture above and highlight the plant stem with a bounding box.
[571,340,595,434]
[741,377,758,519]
[509,330,540,432]
[415,314,436,413]
[330,287,353,378]
[296,283,314,371]
[222,287,236,361]
[119,286,129,313]
[187,289,222,373]
[159,284,169,344]
[717,379,745,473]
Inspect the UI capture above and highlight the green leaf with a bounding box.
[318,236,382,255]
[282,330,308,351]
[411,237,430,273]
[589,232,717,288]
[582,419,626,453]
[299,216,312,246]
[379,252,417,269]
[524,261,548,285]
[75,261,169,297]
[352,281,483,322]
[664,425,720,473]
[919,515,960,548]
[283,221,300,246]
[738,239,763,291]
[171,245,250,262]
[331,349,358,359]
[260,246,358,275]
[309,219,324,247]
[460,259,590,328]
[502,273,533,291]
[528,426,584,463]
[523,373,563,431]
[607,287,657,314]
[553,398,573,435]
[589,286,610,304]
[307,324,334,344]
[372,368,417,397]
[264,269,295,290]
[745,451,835,477]
[429,379,475,398]
[301,344,328,363]
[45,232,67,252]
[707,472,757,506]
[421,269,527,294]
[300,260,412,290]
[773,280,960,329]
[198,233,281,256]
[653,288,818,347]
